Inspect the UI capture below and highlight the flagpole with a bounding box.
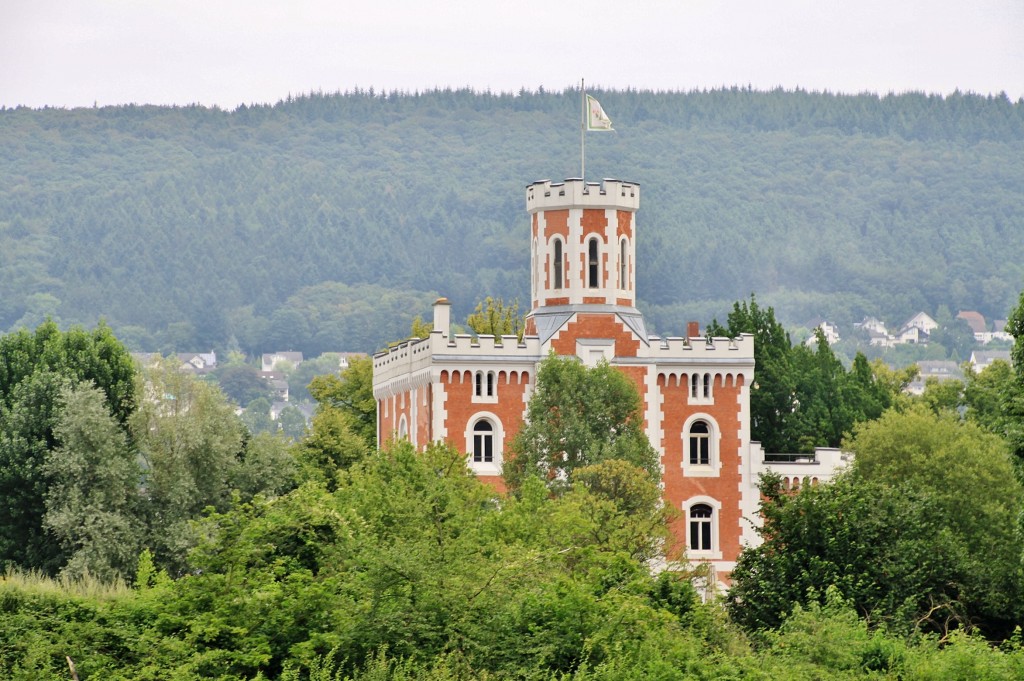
[580,78,586,180]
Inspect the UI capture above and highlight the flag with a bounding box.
[586,94,614,131]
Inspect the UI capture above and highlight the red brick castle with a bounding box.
[373,178,845,579]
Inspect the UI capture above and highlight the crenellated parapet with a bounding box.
[647,333,755,359]
[373,331,543,399]
[526,178,639,212]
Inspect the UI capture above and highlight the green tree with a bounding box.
[278,405,308,441]
[847,405,1023,635]
[708,295,798,452]
[240,396,274,435]
[286,352,349,403]
[711,297,900,452]
[307,355,376,448]
[215,363,269,405]
[0,320,136,573]
[963,359,1016,435]
[133,358,254,573]
[728,472,976,636]
[504,354,659,494]
[293,406,370,489]
[1004,290,1024,477]
[43,382,143,581]
[465,296,524,342]
[918,376,965,414]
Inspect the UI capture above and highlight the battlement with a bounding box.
[647,333,755,362]
[441,333,542,356]
[373,332,544,395]
[526,178,639,213]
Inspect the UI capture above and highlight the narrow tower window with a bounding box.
[588,238,599,288]
[553,239,563,289]
[619,238,628,289]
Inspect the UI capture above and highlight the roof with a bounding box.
[957,310,987,334]
[971,350,1011,366]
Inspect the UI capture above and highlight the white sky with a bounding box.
[2,0,1023,109]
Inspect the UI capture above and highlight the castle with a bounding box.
[372,178,846,579]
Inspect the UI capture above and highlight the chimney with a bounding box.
[433,298,451,337]
[687,321,700,339]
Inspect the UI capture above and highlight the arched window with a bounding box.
[682,416,719,476]
[486,371,495,397]
[553,239,563,289]
[473,420,494,463]
[703,373,711,398]
[587,237,600,288]
[689,504,713,552]
[619,238,628,289]
[398,415,408,440]
[475,371,483,397]
[691,373,699,398]
[689,420,710,465]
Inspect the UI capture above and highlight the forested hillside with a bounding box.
[2,87,1022,354]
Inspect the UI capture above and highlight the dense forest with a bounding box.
[2,87,1023,355]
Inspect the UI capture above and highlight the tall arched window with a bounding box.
[703,373,711,398]
[398,415,408,440]
[689,420,710,465]
[691,373,699,398]
[473,420,494,463]
[619,238,628,289]
[689,504,713,551]
[587,237,600,288]
[553,239,563,289]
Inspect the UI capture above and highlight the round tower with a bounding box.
[526,178,640,312]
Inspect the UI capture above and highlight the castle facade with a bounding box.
[373,178,845,578]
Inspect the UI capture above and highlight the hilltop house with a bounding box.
[970,349,1012,373]
[804,318,840,347]
[906,360,963,395]
[372,178,847,582]
[262,351,304,372]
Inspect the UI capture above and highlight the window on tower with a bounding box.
[553,239,564,289]
[619,238,628,289]
[682,416,720,476]
[688,503,714,552]
[465,413,503,474]
[473,370,497,400]
[688,420,710,465]
[588,237,600,288]
[472,419,494,463]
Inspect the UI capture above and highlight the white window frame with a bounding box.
[681,414,721,477]
[688,372,714,405]
[464,412,503,475]
[683,496,722,560]
[472,370,498,404]
[398,415,408,440]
